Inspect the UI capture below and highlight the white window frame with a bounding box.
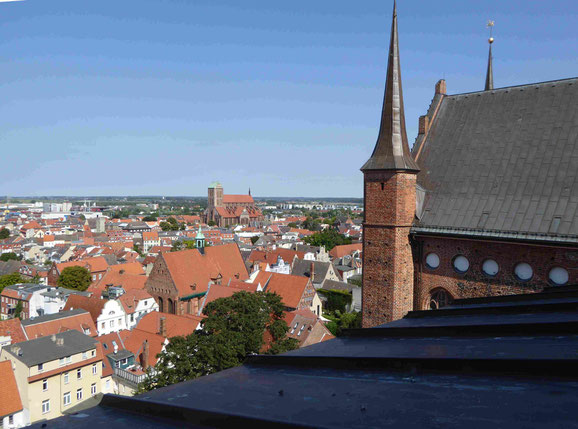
[63,391,71,406]
[92,363,97,375]
[42,379,48,391]
[91,383,97,396]
[77,368,82,380]
[64,372,69,384]
[76,388,83,401]
[42,399,50,414]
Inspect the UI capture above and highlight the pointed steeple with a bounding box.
[485,38,494,90]
[361,1,419,172]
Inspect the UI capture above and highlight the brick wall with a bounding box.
[414,236,578,309]
[362,171,417,327]
[145,256,181,315]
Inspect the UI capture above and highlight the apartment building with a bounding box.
[0,330,102,424]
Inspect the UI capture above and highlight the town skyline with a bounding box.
[1,0,577,197]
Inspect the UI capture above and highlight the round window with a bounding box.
[514,263,533,281]
[425,253,440,269]
[453,255,470,273]
[482,259,499,276]
[549,267,569,286]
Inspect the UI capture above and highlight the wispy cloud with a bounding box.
[0,0,26,3]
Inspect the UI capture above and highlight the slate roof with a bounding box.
[413,77,578,243]
[38,285,578,428]
[291,259,335,284]
[6,330,97,367]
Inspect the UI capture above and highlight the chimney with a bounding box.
[435,79,447,95]
[51,334,57,342]
[141,340,149,370]
[418,115,430,135]
[310,262,315,282]
[159,316,167,337]
[56,337,64,346]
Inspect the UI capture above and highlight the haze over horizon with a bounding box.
[1,0,576,197]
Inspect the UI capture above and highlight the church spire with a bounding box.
[361,1,419,172]
[485,20,494,91]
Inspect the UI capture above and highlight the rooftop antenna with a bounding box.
[485,20,495,91]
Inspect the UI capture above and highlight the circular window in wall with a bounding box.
[453,255,470,273]
[549,267,569,286]
[514,263,533,281]
[482,259,499,277]
[425,253,440,269]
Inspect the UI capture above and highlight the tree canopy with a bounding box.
[160,217,184,231]
[0,228,10,240]
[0,252,20,262]
[303,228,352,250]
[57,266,92,291]
[138,291,298,393]
[0,273,24,293]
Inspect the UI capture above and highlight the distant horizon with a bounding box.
[2,195,364,201]
[2,0,576,197]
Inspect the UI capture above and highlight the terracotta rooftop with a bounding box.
[0,360,23,418]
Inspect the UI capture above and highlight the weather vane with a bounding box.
[487,20,495,44]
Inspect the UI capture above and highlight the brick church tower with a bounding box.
[360,2,420,328]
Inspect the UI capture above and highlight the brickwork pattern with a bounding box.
[362,172,417,328]
[415,236,578,309]
[145,256,182,315]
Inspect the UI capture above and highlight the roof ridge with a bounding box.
[447,76,578,98]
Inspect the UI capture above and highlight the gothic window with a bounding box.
[158,297,164,313]
[429,288,453,310]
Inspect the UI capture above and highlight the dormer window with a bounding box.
[297,325,305,336]
[290,323,298,334]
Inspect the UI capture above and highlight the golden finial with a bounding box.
[487,20,495,44]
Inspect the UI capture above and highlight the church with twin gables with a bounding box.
[361,3,577,328]
[204,182,263,227]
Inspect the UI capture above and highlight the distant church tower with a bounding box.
[360,2,420,328]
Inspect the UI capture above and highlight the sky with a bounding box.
[1,0,576,198]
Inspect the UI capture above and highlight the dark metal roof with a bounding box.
[21,308,89,326]
[414,77,578,242]
[360,2,419,172]
[6,330,97,367]
[38,285,578,428]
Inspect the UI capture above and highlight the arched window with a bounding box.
[157,297,164,313]
[429,288,453,310]
[168,298,176,314]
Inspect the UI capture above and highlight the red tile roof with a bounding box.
[57,256,109,274]
[23,310,97,339]
[121,328,165,366]
[251,272,310,309]
[136,312,202,339]
[248,249,305,265]
[0,360,23,417]
[118,289,154,314]
[142,231,158,241]
[0,319,27,344]
[89,270,147,295]
[329,243,363,259]
[62,295,106,323]
[222,194,254,204]
[108,262,145,275]
[158,243,249,298]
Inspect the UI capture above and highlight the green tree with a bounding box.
[57,266,92,291]
[250,236,259,245]
[133,243,144,257]
[0,228,10,240]
[207,220,216,227]
[137,291,298,393]
[0,253,20,262]
[303,228,352,250]
[302,217,322,231]
[0,273,24,293]
[13,301,24,320]
[287,222,299,228]
[142,215,157,222]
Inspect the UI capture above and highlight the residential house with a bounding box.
[141,231,160,253]
[0,330,102,424]
[291,259,342,289]
[47,256,109,286]
[251,271,323,317]
[1,284,49,320]
[135,311,202,339]
[118,289,159,330]
[0,319,27,351]
[0,360,28,428]
[21,309,97,340]
[284,309,334,348]
[321,279,362,313]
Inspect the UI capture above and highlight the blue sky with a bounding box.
[1,0,576,197]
